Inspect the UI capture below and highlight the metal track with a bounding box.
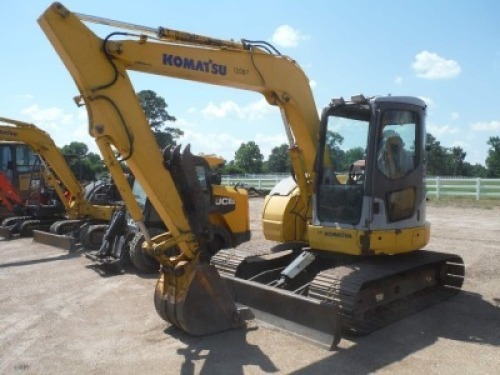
[1,215,31,227]
[18,219,56,237]
[308,250,465,335]
[213,245,464,343]
[210,241,278,277]
[50,219,84,235]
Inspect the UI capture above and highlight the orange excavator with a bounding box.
[0,171,24,213]
[0,141,41,221]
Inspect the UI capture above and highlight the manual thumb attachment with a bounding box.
[154,262,250,335]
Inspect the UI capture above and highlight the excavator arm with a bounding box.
[39,2,259,335]
[0,117,114,221]
[40,4,201,260]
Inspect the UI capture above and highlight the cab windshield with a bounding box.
[317,109,369,225]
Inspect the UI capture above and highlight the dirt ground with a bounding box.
[1,198,499,374]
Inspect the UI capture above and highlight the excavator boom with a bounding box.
[39,2,260,338]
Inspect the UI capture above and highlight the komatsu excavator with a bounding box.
[39,3,464,348]
[0,117,120,246]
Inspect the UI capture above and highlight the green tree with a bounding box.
[461,162,488,177]
[60,142,105,181]
[87,152,107,177]
[425,133,450,176]
[234,141,263,174]
[485,136,500,177]
[450,146,467,176]
[344,147,365,167]
[425,134,491,177]
[61,141,88,157]
[267,144,291,173]
[137,90,181,150]
[220,160,245,175]
[326,130,347,171]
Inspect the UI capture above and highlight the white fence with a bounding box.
[426,177,500,200]
[221,174,289,192]
[222,174,500,200]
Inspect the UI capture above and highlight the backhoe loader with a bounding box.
[0,117,120,247]
[87,153,251,273]
[39,3,464,348]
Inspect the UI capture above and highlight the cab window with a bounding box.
[377,110,417,179]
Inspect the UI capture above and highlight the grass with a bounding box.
[426,196,500,209]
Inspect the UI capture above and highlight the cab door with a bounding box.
[369,100,426,230]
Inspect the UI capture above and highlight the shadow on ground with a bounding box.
[291,291,500,374]
[165,290,499,374]
[166,325,278,375]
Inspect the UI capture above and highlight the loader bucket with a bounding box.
[33,230,77,251]
[154,263,250,335]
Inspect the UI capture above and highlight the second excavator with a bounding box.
[0,116,120,247]
[39,3,464,348]
[89,153,251,273]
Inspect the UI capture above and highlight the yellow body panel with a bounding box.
[262,193,307,243]
[18,174,33,196]
[211,185,250,235]
[307,222,430,255]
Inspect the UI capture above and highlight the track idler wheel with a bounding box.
[154,262,245,336]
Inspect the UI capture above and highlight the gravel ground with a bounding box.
[0,198,499,374]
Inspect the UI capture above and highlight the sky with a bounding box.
[1,1,499,166]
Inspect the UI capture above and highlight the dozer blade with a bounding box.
[222,275,341,350]
[32,230,77,251]
[154,264,250,336]
[211,247,342,349]
[0,226,13,240]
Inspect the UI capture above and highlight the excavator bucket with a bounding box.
[154,263,250,335]
[153,144,253,335]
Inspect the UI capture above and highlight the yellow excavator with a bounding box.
[0,116,119,246]
[39,3,465,348]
